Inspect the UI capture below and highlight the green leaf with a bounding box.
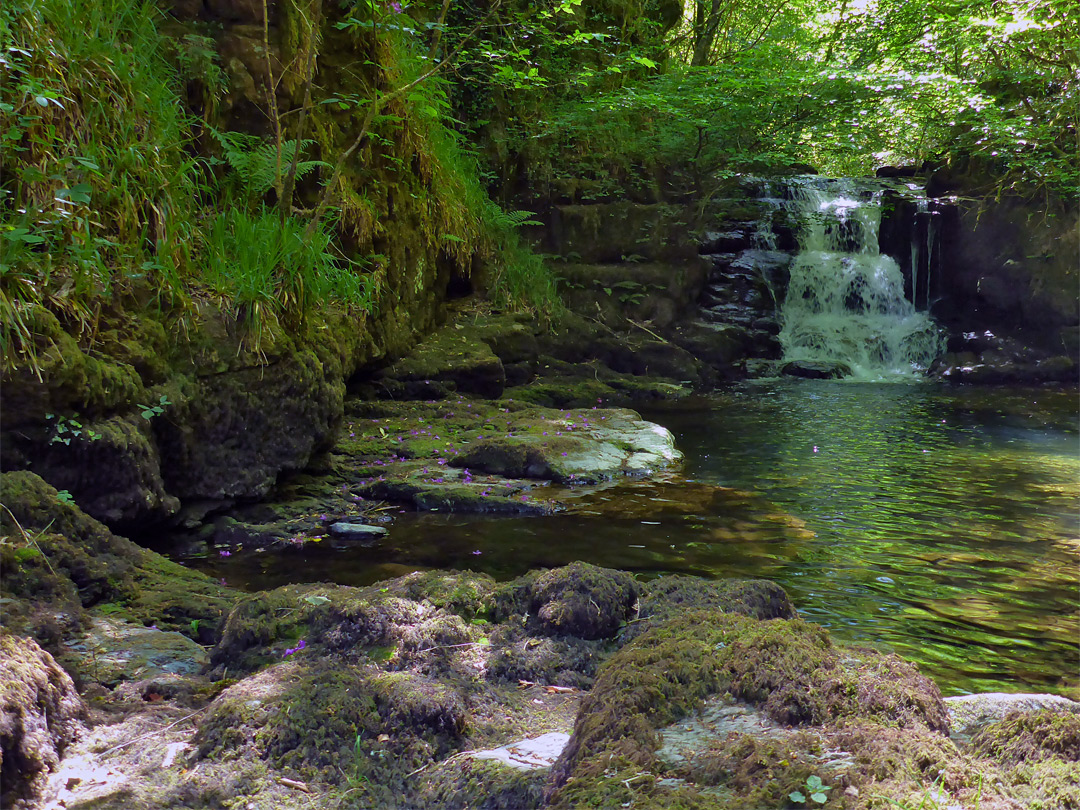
[790,791,806,803]
[56,183,92,205]
[303,595,331,606]
[806,776,823,791]
[811,792,828,804]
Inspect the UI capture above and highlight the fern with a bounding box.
[483,202,542,230]
[210,127,329,198]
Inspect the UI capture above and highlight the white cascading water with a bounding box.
[778,177,944,380]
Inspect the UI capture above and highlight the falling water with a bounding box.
[778,177,944,380]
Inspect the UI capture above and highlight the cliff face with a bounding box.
[935,198,1079,353]
[0,0,478,531]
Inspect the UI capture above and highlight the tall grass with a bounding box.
[201,208,376,349]
[0,0,199,369]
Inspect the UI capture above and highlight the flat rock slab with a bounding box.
[64,617,208,685]
[473,732,571,770]
[453,408,682,484]
[328,521,389,541]
[944,692,1080,739]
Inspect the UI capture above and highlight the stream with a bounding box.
[175,380,1079,698]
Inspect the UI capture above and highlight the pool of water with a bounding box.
[177,381,1079,696]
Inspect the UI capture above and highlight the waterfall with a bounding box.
[778,177,944,380]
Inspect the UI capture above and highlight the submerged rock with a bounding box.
[327,521,388,541]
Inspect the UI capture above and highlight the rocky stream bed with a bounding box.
[3,370,1079,809]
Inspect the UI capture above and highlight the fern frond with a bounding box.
[484,204,542,230]
[209,128,329,198]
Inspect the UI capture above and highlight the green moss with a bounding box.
[1,471,235,643]
[493,562,641,640]
[411,756,547,810]
[196,660,467,804]
[550,610,948,807]
[972,710,1080,766]
[210,585,323,674]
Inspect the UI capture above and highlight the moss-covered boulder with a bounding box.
[0,471,236,646]
[972,709,1080,766]
[0,634,85,810]
[410,755,547,810]
[627,575,795,641]
[548,610,949,809]
[493,562,641,640]
[195,660,467,803]
[371,326,506,400]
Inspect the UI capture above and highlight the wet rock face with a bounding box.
[0,634,85,810]
[930,177,1079,362]
[930,328,1077,383]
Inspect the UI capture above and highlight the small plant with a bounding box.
[46,413,101,445]
[137,395,171,420]
[790,774,831,805]
[56,489,75,504]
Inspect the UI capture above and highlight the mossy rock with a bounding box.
[486,624,604,688]
[195,660,467,802]
[210,584,330,674]
[0,472,235,644]
[375,326,506,400]
[972,709,1080,766]
[501,377,621,409]
[549,610,948,805]
[492,562,641,640]
[410,756,547,810]
[629,575,795,641]
[372,570,496,620]
[0,634,85,809]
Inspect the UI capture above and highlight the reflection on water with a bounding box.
[646,381,1079,696]
[180,381,1079,696]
